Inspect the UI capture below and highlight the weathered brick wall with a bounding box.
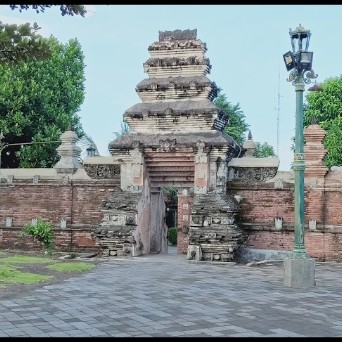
[324,190,342,225]
[0,178,120,252]
[2,168,342,261]
[227,171,342,261]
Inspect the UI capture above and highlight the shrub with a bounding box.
[22,219,54,256]
[167,227,177,245]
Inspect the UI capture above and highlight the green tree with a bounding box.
[9,5,87,17]
[0,5,86,64]
[213,90,249,145]
[0,21,51,64]
[163,186,178,207]
[304,76,342,168]
[214,90,275,157]
[0,36,85,168]
[254,142,276,158]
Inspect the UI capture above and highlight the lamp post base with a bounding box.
[283,257,316,288]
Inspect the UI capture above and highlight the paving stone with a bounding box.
[0,248,342,337]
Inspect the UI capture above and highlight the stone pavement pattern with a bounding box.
[0,247,342,337]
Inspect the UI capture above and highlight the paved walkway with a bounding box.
[1,247,342,337]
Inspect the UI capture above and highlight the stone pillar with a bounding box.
[208,148,229,195]
[150,190,167,254]
[54,129,82,175]
[177,189,193,254]
[194,141,209,194]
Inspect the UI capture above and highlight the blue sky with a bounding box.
[1,4,342,170]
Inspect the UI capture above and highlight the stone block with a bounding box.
[60,218,67,229]
[283,257,316,288]
[5,217,12,228]
[187,245,202,261]
[309,220,317,231]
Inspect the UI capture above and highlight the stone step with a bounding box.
[149,175,194,182]
[151,181,194,188]
[148,172,194,178]
[146,166,194,172]
[145,161,194,166]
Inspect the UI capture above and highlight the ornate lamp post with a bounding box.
[282,24,317,288]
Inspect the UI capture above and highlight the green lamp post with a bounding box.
[282,24,317,288]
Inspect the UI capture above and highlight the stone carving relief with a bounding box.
[159,29,197,41]
[144,57,209,68]
[194,186,207,194]
[228,167,278,182]
[84,164,120,179]
[159,139,176,152]
[194,141,209,164]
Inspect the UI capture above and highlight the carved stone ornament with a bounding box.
[148,39,204,51]
[143,56,207,68]
[159,139,176,152]
[228,167,278,182]
[159,29,197,41]
[84,164,120,179]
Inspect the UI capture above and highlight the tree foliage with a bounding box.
[214,90,275,157]
[0,5,86,64]
[0,36,86,168]
[213,90,249,145]
[253,142,276,158]
[304,76,342,167]
[163,186,178,207]
[0,21,51,64]
[9,5,87,17]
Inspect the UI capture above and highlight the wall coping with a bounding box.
[228,156,279,168]
[0,168,91,180]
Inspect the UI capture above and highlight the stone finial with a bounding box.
[242,130,256,157]
[304,123,328,179]
[54,129,82,175]
[159,29,197,41]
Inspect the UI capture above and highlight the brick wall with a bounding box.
[2,169,342,261]
[227,172,342,261]
[0,178,120,252]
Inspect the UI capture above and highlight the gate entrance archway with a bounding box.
[91,29,246,260]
